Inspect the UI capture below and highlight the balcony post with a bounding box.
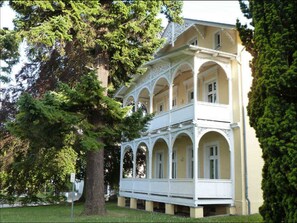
[169,84,173,111]
[120,145,124,180]
[193,56,199,203]
[148,143,153,179]
[132,144,137,178]
[168,132,172,180]
[149,93,154,114]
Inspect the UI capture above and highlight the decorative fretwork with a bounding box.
[162,20,197,45]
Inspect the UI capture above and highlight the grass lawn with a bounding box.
[0,201,262,222]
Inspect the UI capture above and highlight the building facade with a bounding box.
[115,19,263,218]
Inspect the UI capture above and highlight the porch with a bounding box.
[119,178,233,206]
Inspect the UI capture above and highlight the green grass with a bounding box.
[0,202,262,222]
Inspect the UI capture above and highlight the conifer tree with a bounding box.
[0,1,182,215]
[237,1,297,222]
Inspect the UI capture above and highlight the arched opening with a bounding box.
[197,62,229,105]
[172,132,193,179]
[137,88,150,115]
[125,96,136,116]
[172,63,194,108]
[153,78,169,114]
[122,147,133,178]
[152,138,168,178]
[198,131,230,179]
[136,143,149,178]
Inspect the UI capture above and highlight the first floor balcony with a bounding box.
[120,126,234,207]
[119,178,233,206]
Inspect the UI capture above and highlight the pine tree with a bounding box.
[237,0,297,222]
[0,1,182,215]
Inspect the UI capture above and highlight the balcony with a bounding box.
[119,178,232,205]
[148,102,231,132]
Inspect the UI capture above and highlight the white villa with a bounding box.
[115,18,263,218]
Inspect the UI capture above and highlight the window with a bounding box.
[156,152,163,178]
[207,145,219,179]
[214,32,221,49]
[172,98,177,108]
[189,37,198,46]
[157,102,164,113]
[207,81,217,103]
[187,146,194,178]
[188,90,194,103]
[172,150,177,178]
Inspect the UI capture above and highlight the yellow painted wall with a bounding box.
[218,67,229,104]
[162,25,237,55]
[152,140,168,178]
[173,135,193,178]
[153,89,169,113]
[233,127,246,215]
[173,71,193,108]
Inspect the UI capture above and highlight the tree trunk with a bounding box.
[83,149,106,215]
[83,52,109,215]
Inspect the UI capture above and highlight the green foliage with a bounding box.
[1,0,181,214]
[5,73,152,197]
[237,1,297,222]
[0,28,20,80]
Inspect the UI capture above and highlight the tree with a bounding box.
[237,1,297,222]
[0,0,182,215]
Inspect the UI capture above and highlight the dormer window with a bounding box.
[214,32,221,49]
[189,37,198,46]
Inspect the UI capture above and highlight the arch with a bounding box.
[151,137,169,179]
[172,132,194,179]
[124,95,136,107]
[122,146,133,178]
[136,87,151,115]
[197,61,229,104]
[135,141,149,150]
[152,76,170,94]
[135,142,149,178]
[151,136,169,149]
[172,62,194,81]
[152,77,170,114]
[197,129,231,180]
[197,129,231,149]
[136,87,151,100]
[197,60,230,80]
[172,131,193,146]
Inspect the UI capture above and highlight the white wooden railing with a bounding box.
[196,102,231,123]
[120,178,232,199]
[148,102,231,132]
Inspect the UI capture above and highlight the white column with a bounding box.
[168,134,172,180]
[120,145,124,181]
[193,56,199,204]
[148,142,153,179]
[193,126,199,203]
[132,145,137,178]
[169,84,173,111]
[149,93,154,114]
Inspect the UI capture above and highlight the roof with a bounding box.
[161,18,236,47]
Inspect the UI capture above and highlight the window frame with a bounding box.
[214,31,221,50]
[204,142,220,179]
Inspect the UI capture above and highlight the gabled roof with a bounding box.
[161,18,236,50]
